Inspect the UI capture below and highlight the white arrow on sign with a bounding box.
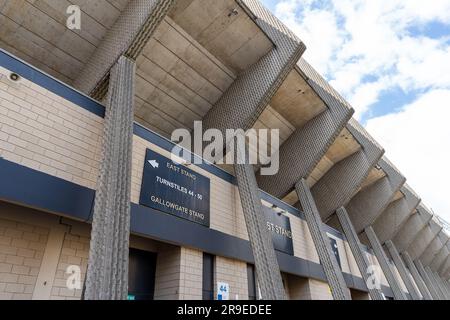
[148,160,159,168]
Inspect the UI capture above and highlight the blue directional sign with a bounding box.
[263,206,294,256]
[139,149,210,227]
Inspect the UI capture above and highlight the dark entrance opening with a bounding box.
[128,248,157,300]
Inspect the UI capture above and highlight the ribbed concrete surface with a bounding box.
[408,218,442,261]
[372,184,420,244]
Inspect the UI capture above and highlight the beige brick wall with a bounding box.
[0,213,48,300]
[286,274,333,300]
[214,256,248,300]
[178,247,203,300]
[0,66,103,189]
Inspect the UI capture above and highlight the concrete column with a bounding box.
[84,56,135,300]
[372,184,420,244]
[295,179,350,300]
[401,251,433,300]
[365,227,407,300]
[336,207,384,300]
[430,235,449,272]
[415,259,441,300]
[311,119,384,221]
[408,219,442,261]
[233,134,286,300]
[74,0,176,97]
[257,59,353,198]
[433,271,450,299]
[346,158,405,234]
[425,266,446,300]
[420,236,444,267]
[385,240,421,299]
[202,0,305,136]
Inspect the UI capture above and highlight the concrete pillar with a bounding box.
[401,251,433,300]
[74,0,176,97]
[385,240,421,299]
[430,235,449,272]
[425,266,446,300]
[202,0,305,136]
[336,207,384,300]
[415,259,441,300]
[84,56,135,300]
[295,179,351,300]
[420,235,444,267]
[257,59,353,198]
[372,184,420,244]
[365,227,407,300]
[433,271,450,299]
[233,134,286,300]
[393,204,433,253]
[346,158,405,234]
[408,219,442,261]
[311,119,384,221]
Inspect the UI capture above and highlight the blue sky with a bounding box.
[261,0,450,223]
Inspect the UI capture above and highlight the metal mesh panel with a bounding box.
[257,59,353,198]
[296,179,351,300]
[365,226,407,300]
[385,240,421,299]
[84,57,135,300]
[336,207,384,300]
[372,184,420,244]
[402,251,433,300]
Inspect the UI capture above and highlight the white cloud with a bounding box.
[366,90,450,222]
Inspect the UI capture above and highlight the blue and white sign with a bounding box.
[217,282,229,300]
[139,149,210,227]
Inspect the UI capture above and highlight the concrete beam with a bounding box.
[431,232,449,271]
[425,266,447,299]
[392,203,433,253]
[257,59,353,198]
[202,0,305,136]
[401,251,433,300]
[311,119,384,221]
[74,0,176,97]
[420,231,446,266]
[407,218,442,261]
[371,184,420,244]
[346,157,405,234]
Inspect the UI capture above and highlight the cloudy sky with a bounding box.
[261,0,450,223]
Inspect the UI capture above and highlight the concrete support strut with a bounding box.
[233,136,286,300]
[372,184,420,244]
[425,266,447,300]
[365,226,407,300]
[257,59,353,198]
[415,259,441,300]
[202,0,305,136]
[408,219,442,261]
[385,240,421,300]
[401,251,433,300]
[336,207,384,300]
[431,237,449,272]
[84,56,135,300]
[311,119,384,221]
[74,0,176,97]
[432,270,450,299]
[346,158,405,234]
[295,179,350,300]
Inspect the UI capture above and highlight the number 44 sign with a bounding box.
[217,282,230,300]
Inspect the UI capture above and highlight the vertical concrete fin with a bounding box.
[311,120,384,221]
[425,266,447,299]
[74,0,176,97]
[84,56,135,300]
[336,207,385,300]
[295,179,351,300]
[365,227,407,300]
[385,240,421,299]
[402,251,433,300]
